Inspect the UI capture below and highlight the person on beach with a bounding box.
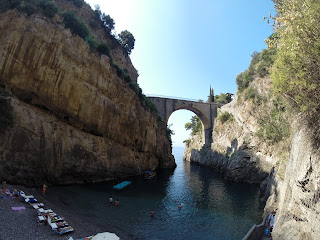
[150,210,155,217]
[1,181,6,193]
[109,196,113,204]
[13,188,18,198]
[115,199,119,206]
[268,210,276,235]
[42,184,47,196]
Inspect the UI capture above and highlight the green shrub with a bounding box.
[85,36,99,51]
[256,60,269,78]
[166,124,174,145]
[66,0,83,8]
[256,48,276,78]
[183,139,191,147]
[236,49,276,92]
[0,0,9,12]
[219,111,233,124]
[19,3,36,15]
[62,11,89,39]
[256,97,290,144]
[0,0,22,12]
[0,88,14,134]
[9,0,22,9]
[244,86,257,101]
[96,42,110,56]
[143,95,158,115]
[38,0,58,18]
[89,20,98,30]
[236,71,251,92]
[129,81,141,95]
[215,93,231,104]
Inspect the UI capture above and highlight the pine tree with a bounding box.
[207,86,214,102]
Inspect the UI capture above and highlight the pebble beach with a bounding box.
[0,184,132,240]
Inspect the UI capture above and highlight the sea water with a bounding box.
[46,146,264,240]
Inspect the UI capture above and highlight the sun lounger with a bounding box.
[20,191,74,234]
[47,217,58,229]
[21,194,34,199]
[43,209,54,213]
[48,217,73,234]
[37,215,46,224]
[25,198,37,203]
[30,203,44,209]
[55,221,69,228]
[37,208,53,213]
[55,226,74,234]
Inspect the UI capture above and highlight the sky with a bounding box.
[85,0,275,147]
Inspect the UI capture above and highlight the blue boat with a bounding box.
[113,181,131,190]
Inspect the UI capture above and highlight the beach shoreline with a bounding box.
[0,184,134,240]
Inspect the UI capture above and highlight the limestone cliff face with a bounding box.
[52,0,139,83]
[184,78,274,183]
[0,10,175,186]
[267,122,320,240]
[184,76,320,238]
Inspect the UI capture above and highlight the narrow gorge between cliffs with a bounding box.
[41,146,264,240]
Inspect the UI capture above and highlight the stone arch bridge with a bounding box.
[147,95,223,145]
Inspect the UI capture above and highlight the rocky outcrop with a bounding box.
[184,76,320,238]
[266,121,320,240]
[184,78,275,183]
[0,10,175,186]
[183,112,272,183]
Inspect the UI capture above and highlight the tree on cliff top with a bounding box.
[207,86,214,103]
[118,30,135,55]
[101,13,115,33]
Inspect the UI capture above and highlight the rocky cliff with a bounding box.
[267,121,320,239]
[184,77,275,184]
[184,76,320,238]
[0,9,175,186]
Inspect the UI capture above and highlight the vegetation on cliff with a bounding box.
[269,0,320,147]
[235,45,290,146]
[214,93,232,104]
[236,48,276,93]
[218,111,234,124]
[185,115,202,137]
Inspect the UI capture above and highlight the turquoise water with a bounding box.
[46,146,264,239]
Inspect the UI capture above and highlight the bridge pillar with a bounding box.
[204,127,213,146]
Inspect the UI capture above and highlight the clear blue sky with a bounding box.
[86,0,275,147]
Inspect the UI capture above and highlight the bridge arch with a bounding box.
[147,96,222,145]
[166,104,210,129]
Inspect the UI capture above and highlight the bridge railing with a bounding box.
[146,94,202,102]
